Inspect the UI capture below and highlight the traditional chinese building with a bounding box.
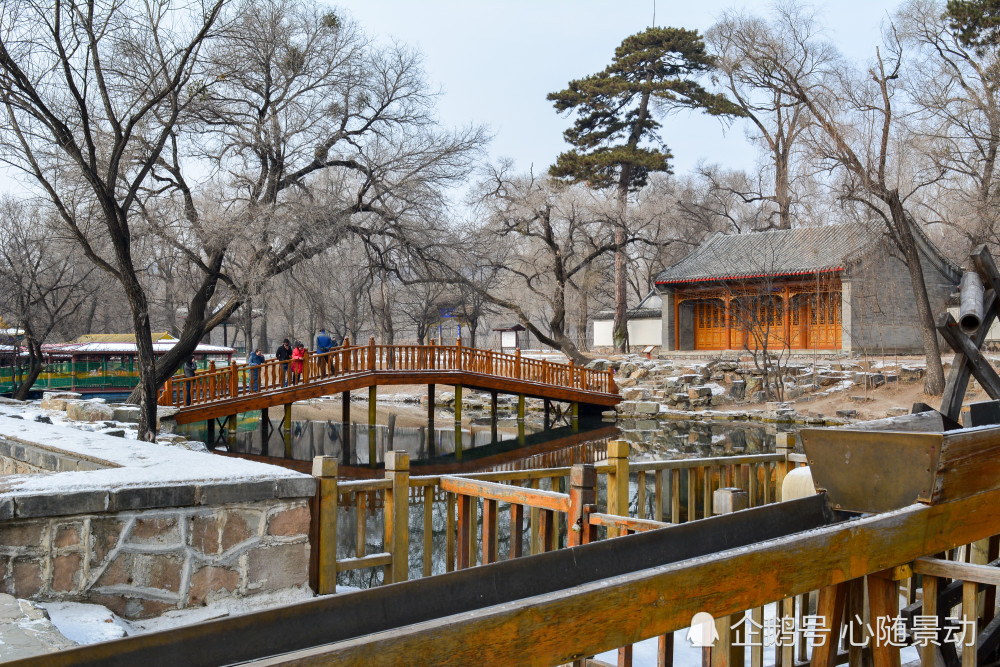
[653,223,960,353]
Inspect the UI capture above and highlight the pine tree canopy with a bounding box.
[548,27,743,191]
[946,0,1000,48]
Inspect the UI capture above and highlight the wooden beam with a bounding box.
[913,556,1000,587]
[941,290,1000,420]
[938,311,1000,400]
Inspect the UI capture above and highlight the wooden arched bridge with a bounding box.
[159,339,620,439]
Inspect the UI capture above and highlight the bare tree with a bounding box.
[0,0,226,436]
[138,0,485,391]
[899,0,1000,252]
[708,4,828,230]
[0,198,97,399]
[751,15,949,393]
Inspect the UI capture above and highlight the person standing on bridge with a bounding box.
[183,357,197,405]
[291,341,306,384]
[248,348,265,391]
[275,339,292,386]
[316,328,333,377]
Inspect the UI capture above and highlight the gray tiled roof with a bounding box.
[654,223,880,285]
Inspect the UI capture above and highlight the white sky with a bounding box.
[0,0,902,196]
[335,0,902,178]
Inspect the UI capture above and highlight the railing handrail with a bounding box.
[439,475,572,513]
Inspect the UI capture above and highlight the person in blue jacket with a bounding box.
[316,328,334,376]
[248,348,265,391]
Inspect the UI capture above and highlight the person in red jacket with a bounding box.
[291,341,306,384]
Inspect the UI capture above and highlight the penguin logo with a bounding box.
[686,612,720,647]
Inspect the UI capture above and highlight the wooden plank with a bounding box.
[914,556,1000,587]
[438,476,571,514]
[654,471,663,523]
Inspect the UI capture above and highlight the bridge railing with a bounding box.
[310,436,821,666]
[158,337,618,408]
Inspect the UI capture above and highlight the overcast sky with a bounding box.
[336,0,902,179]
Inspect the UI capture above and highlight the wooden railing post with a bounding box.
[342,338,350,374]
[568,464,597,547]
[515,349,521,379]
[455,338,463,370]
[712,488,749,667]
[368,337,376,371]
[383,450,410,584]
[607,440,630,538]
[230,363,238,397]
[310,456,338,595]
[163,376,173,406]
[775,433,794,502]
[302,350,310,384]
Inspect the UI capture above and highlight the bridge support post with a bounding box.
[207,419,215,447]
[427,384,435,434]
[341,391,351,465]
[227,414,238,450]
[310,456,338,595]
[260,407,270,456]
[368,386,377,466]
[383,451,410,584]
[517,395,525,445]
[283,404,292,458]
[454,385,463,461]
[490,391,498,444]
[571,402,579,432]
[544,399,551,430]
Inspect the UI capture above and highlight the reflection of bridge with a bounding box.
[160,340,620,449]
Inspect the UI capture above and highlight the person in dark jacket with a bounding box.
[248,348,265,391]
[183,357,197,405]
[316,328,334,376]
[275,339,292,386]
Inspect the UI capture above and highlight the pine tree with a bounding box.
[548,27,742,354]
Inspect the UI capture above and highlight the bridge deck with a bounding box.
[160,340,620,425]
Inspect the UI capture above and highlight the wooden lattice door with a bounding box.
[693,299,727,350]
[808,292,842,349]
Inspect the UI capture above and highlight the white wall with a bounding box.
[592,318,662,348]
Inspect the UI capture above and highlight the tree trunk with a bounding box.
[889,198,946,394]
[612,202,629,354]
[13,338,43,401]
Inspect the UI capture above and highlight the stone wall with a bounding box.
[0,500,311,619]
[0,415,317,619]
